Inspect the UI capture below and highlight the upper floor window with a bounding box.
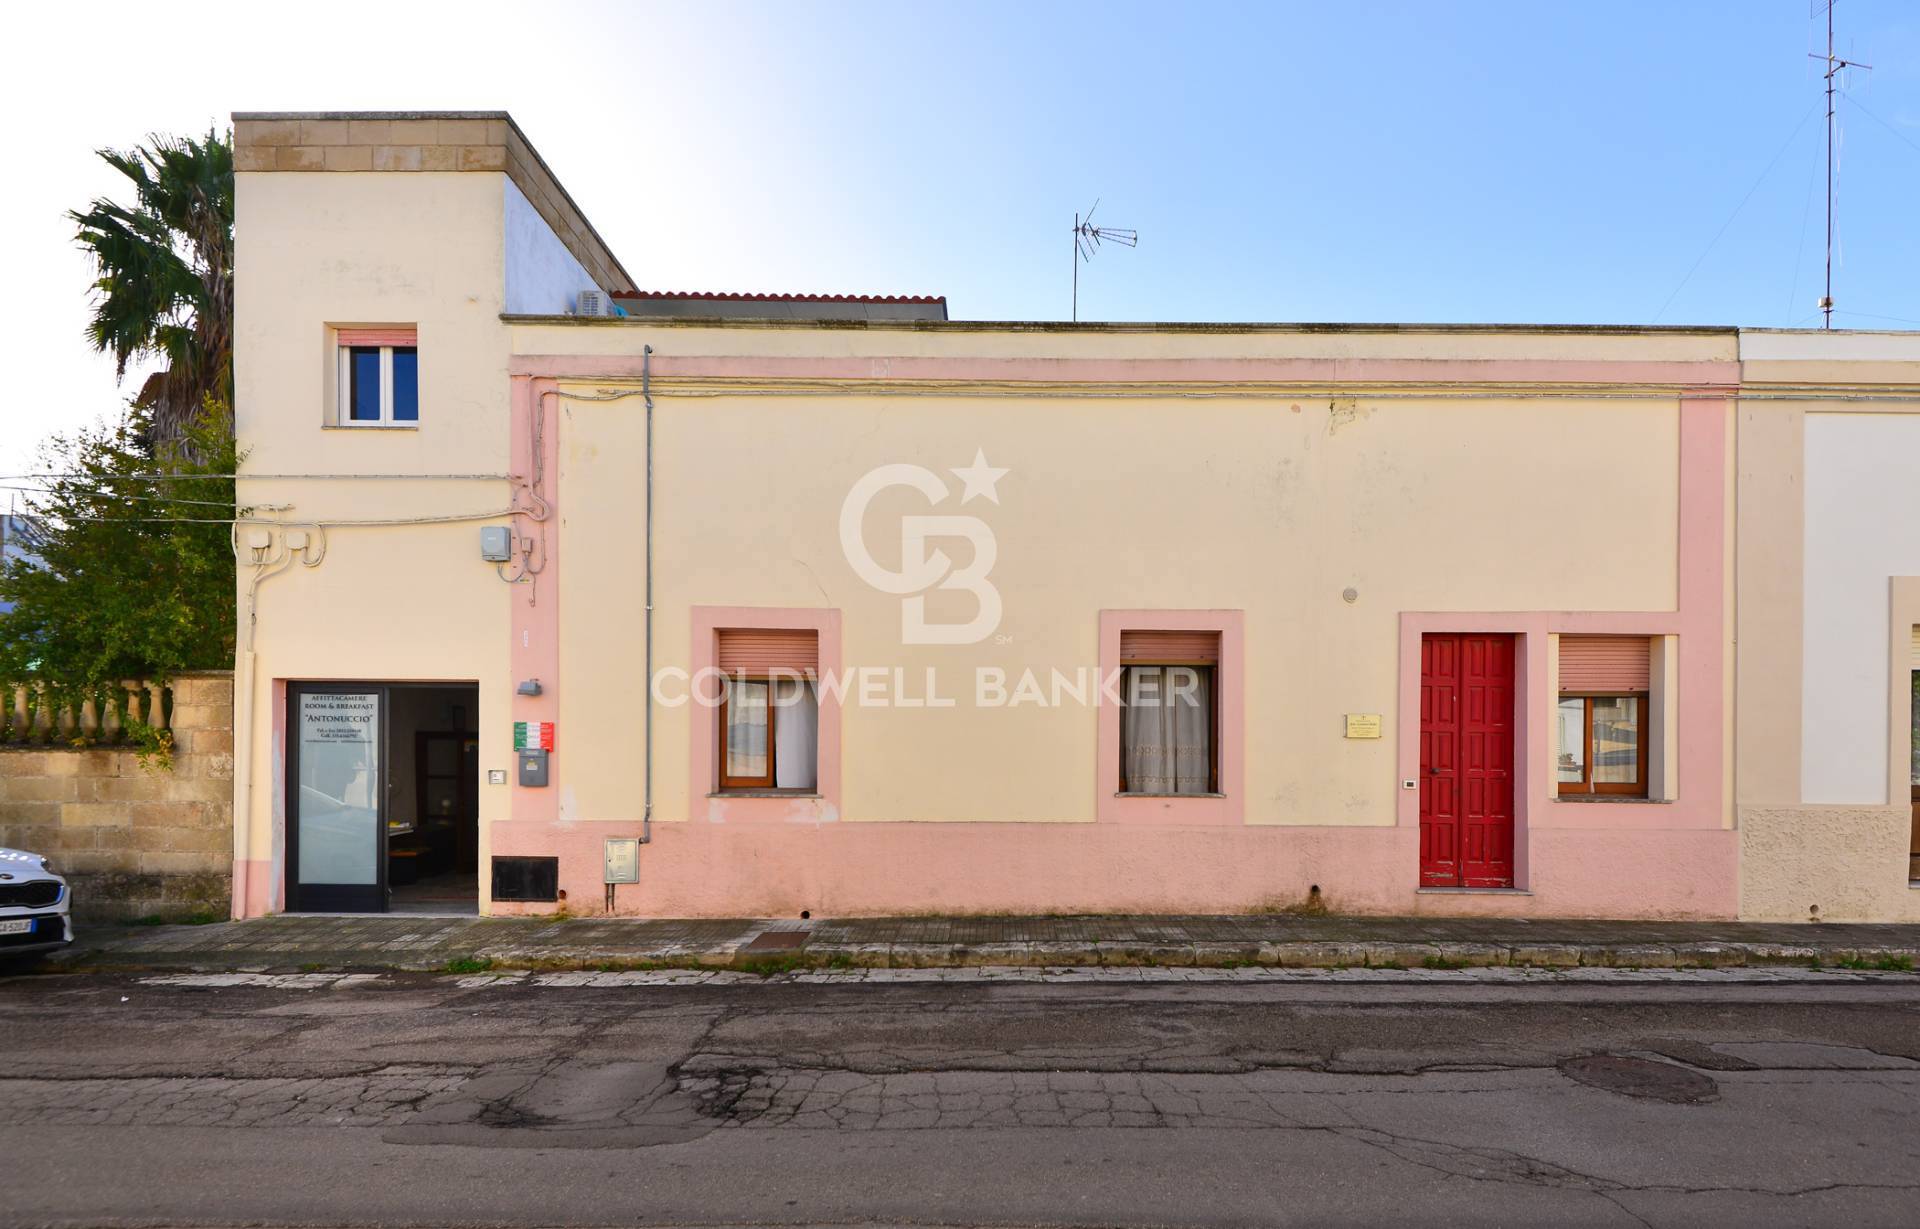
[336,327,418,427]
[1557,636,1650,797]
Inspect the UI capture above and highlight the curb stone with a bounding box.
[41,914,1920,976]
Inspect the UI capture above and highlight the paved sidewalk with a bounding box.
[42,912,1920,974]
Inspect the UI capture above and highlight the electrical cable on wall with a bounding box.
[0,472,513,482]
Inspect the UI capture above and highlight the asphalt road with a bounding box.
[3,970,1918,1228]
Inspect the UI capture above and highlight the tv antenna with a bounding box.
[1811,0,1870,329]
[1072,201,1137,322]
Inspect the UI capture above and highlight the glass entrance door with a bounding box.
[288,686,387,912]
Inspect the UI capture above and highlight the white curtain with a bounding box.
[774,678,819,790]
[1122,666,1212,794]
[724,680,769,780]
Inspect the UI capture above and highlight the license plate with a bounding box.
[0,919,31,935]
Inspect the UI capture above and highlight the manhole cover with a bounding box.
[1559,1055,1719,1104]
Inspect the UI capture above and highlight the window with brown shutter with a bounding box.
[716,629,820,793]
[335,326,418,426]
[1557,636,1651,797]
[1118,630,1221,795]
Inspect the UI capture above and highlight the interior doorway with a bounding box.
[386,685,480,914]
[287,682,479,914]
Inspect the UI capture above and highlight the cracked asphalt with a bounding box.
[2,970,1918,1227]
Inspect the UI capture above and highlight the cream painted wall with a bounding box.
[236,172,513,483]
[1802,412,1920,804]
[1733,329,1920,919]
[557,376,1681,830]
[234,170,519,906]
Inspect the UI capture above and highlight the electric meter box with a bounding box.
[480,526,513,562]
[517,748,549,787]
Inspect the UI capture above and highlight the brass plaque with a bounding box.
[1344,713,1383,739]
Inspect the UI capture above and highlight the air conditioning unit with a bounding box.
[576,289,615,317]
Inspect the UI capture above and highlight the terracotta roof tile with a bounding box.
[613,290,945,305]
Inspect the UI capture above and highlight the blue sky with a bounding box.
[615,0,1919,328]
[5,1,1920,470]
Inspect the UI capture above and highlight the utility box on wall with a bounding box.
[517,748,549,787]
[480,526,512,562]
[604,838,639,884]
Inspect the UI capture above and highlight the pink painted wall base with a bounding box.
[482,819,1738,921]
[231,858,276,919]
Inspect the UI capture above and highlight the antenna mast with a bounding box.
[1813,0,1870,329]
[1071,201,1138,322]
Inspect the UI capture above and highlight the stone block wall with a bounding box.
[0,672,233,921]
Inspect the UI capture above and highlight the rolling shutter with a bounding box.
[1559,635,1650,692]
[337,326,418,347]
[1910,625,1920,669]
[1120,630,1221,665]
[717,628,819,674]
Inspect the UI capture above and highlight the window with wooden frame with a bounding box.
[1557,636,1651,797]
[336,327,419,427]
[716,628,820,793]
[1118,629,1220,795]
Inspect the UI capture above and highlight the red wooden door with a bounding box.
[1420,633,1514,888]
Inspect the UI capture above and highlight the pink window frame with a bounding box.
[1096,609,1245,825]
[690,605,842,823]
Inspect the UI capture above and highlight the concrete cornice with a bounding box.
[501,313,1736,337]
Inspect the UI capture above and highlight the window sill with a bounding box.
[709,790,821,799]
[1417,887,1533,896]
[324,423,420,431]
[1553,794,1668,804]
[1116,792,1227,799]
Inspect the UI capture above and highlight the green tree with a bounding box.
[69,130,233,447]
[0,405,239,702]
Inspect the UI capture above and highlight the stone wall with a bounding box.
[0,673,232,921]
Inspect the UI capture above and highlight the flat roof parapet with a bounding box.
[232,109,633,295]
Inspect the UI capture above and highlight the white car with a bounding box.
[0,848,71,961]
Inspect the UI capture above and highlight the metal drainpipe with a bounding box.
[230,532,303,918]
[642,344,654,845]
[230,648,253,918]
[229,540,288,919]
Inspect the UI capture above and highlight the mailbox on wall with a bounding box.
[517,748,549,787]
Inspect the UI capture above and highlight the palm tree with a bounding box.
[69,130,233,448]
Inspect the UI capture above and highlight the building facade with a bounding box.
[228,110,1913,922]
[1735,331,1920,922]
